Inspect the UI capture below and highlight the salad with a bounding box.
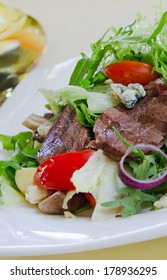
[1,10,167,222]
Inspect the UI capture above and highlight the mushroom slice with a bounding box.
[38,191,87,215]
[23,113,51,130]
[38,191,65,214]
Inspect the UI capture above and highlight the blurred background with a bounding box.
[2,0,167,66]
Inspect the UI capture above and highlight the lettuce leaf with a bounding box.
[70,149,125,222]
[0,177,24,207]
[40,85,119,127]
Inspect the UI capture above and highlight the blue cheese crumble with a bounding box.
[110,83,146,108]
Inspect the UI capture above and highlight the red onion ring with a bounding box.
[118,144,167,190]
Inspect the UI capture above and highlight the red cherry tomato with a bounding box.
[105,61,159,86]
[84,193,96,207]
[34,150,94,191]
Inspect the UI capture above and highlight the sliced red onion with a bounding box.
[118,143,167,190]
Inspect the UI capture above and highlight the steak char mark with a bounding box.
[36,105,93,164]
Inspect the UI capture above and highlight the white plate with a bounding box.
[1,57,167,257]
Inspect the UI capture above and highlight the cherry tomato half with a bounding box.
[105,61,159,86]
[34,150,94,191]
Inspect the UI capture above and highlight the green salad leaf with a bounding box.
[102,187,156,217]
[69,11,167,91]
[0,131,41,191]
[41,11,167,127]
[129,152,167,180]
[69,53,92,86]
[113,126,167,181]
[100,127,167,217]
[40,84,119,127]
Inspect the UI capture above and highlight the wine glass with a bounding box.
[0,3,46,105]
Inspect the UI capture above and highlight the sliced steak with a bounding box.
[89,108,164,160]
[144,78,167,97]
[89,79,167,161]
[36,105,93,164]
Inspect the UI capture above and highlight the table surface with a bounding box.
[1,0,167,260]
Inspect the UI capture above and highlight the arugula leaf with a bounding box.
[101,187,156,217]
[0,134,14,150]
[69,29,111,89]
[75,103,98,127]
[112,126,145,158]
[129,152,167,180]
[0,131,40,191]
[148,11,167,43]
[113,126,167,182]
[0,131,33,150]
[80,45,109,88]
[69,53,92,85]
[145,180,167,195]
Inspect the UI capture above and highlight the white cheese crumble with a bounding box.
[110,83,146,108]
[154,194,167,209]
[25,185,49,204]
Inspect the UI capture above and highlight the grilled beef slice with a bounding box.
[36,105,93,164]
[89,79,167,161]
[144,78,167,97]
